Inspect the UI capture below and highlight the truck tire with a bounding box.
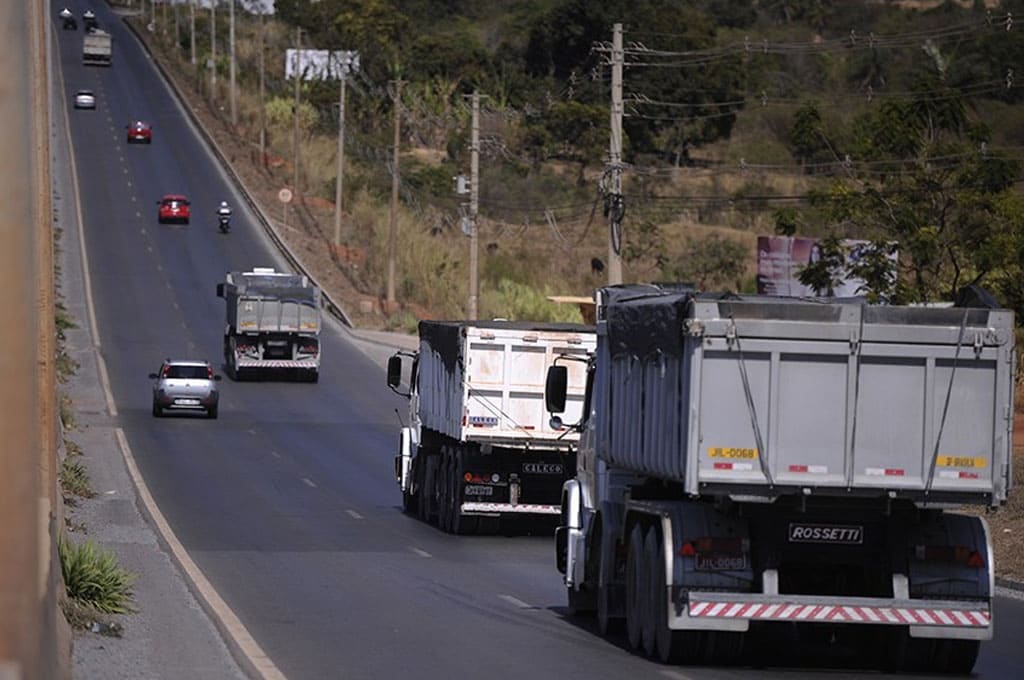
[450,447,478,535]
[642,529,660,658]
[438,447,452,532]
[651,524,704,665]
[932,639,980,674]
[625,523,646,652]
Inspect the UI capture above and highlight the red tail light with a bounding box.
[680,542,696,557]
[207,366,213,379]
[695,537,749,555]
[914,545,985,568]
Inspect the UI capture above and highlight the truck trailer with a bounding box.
[216,267,321,382]
[82,29,111,66]
[387,320,596,534]
[545,284,1016,672]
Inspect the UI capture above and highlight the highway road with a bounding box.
[54,2,1024,678]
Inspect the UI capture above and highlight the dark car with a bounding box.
[157,194,190,224]
[126,121,152,144]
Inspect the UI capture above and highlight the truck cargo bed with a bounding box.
[598,287,1015,505]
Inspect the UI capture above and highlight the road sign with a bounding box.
[278,188,293,204]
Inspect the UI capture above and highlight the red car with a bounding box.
[126,120,152,144]
[157,195,190,224]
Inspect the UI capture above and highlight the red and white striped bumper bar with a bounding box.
[460,502,560,515]
[688,595,990,628]
[236,358,319,368]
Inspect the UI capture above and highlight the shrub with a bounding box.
[60,458,94,499]
[58,536,136,615]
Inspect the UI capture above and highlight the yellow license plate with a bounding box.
[708,447,758,460]
[936,455,986,469]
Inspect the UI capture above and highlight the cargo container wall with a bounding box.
[418,322,594,445]
[599,290,1014,505]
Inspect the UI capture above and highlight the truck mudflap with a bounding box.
[461,501,560,515]
[681,592,991,639]
[236,358,319,368]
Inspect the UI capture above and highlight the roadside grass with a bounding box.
[58,536,136,633]
[59,393,76,430]
[60,458,94,501]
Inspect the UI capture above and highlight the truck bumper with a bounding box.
[680,592,992,639]
[460,502,560,516]
[236,358,319,369]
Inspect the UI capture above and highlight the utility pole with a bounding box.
[386,79,404,308]
[189,0,196,67]
[173,2,179,48]
[258,11,266,168]
[607,22,624,285]
[292,27,303,194]
[210,2,217,95]
[229,0,236,126]
[333,68,348,245]
[468,90,481,320]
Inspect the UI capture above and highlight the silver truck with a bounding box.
[216,267,321,382]
[545,284,1015,672]
[82,29,111,66]
[387,320,595,534]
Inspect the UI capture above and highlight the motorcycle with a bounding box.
[217,215,231,234]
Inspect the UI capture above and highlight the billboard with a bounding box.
[756,236,895,298]
[285,49,360,80]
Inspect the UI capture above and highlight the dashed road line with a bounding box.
[301,477,317,489]
[411,547,431,558]
[345,509,363,520]
[498,594,537,610]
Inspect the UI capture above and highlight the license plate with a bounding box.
[464,485,493,496]
[695,554,747,571]
[176,398,200,406]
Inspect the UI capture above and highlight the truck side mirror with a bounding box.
[216,283,225,298]
[386,355,403,389]
[545,365,568,414]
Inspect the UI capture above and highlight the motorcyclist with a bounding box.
[59,8,72,18]
[216,201,233,232]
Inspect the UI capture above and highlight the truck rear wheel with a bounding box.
[650,524,704,665]
[450,447,478,535]
[641,529,659,658]
[625,523,646,652]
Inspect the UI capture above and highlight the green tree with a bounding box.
[670,233,748,291]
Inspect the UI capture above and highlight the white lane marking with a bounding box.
[659,671,695,680]
[498,594,535,610]
[345,509,363,520]
[411,548,431,558]
[301,477,316,488]
[247,429,258,436]
[57,52,117,418]
[115,429,286,680]
[269,450,281,459]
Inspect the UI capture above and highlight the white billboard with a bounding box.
[285,49,360,80]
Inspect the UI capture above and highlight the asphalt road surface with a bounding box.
[54,2,1024,678]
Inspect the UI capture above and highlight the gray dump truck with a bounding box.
[387,321,595,534]
[82,29,111,66]
[545,284,1016,672]
[216,268,321,382]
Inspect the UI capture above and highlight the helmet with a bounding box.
[220,201,229,208]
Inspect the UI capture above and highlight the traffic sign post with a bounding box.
[279,187,293,230]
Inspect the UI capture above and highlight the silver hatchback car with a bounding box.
[150,359,221,418]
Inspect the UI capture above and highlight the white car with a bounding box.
[73,89,95,109]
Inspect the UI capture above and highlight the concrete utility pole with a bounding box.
[210,2,217,94]
[174,2,179,48]
[292,27,302,193]
[229,0,236,126]
[386,79,404,307]
[607,22,624,285]
[333,68,348,245]
[468,90,481,320]
[258,11,266,168]
[189,0,196,66]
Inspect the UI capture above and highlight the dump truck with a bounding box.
[387,321,596,534]
[215,267,321,382]
[545,284,1015,672]
[82,29,111,66]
